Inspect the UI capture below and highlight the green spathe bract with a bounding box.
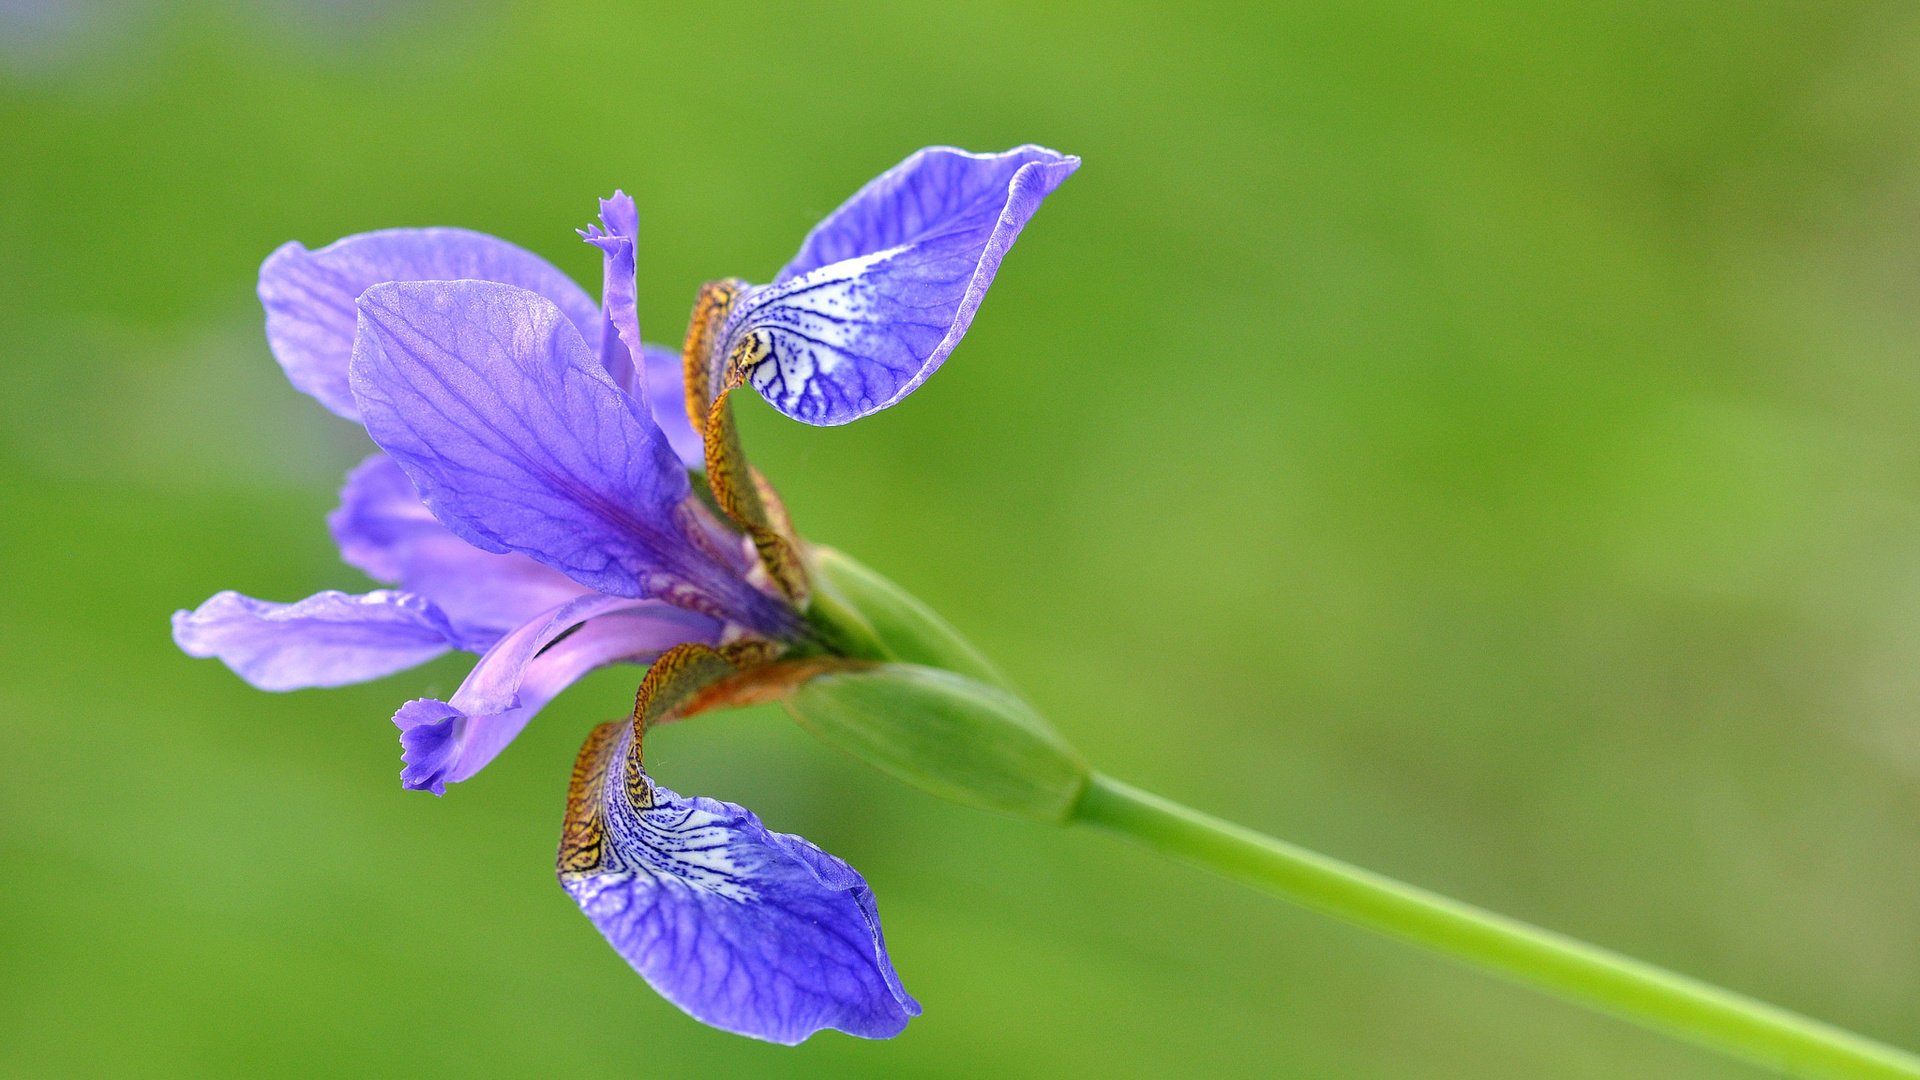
[788,664,1088,824]
[807,546,1007,685]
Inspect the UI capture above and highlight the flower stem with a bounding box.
[1071,773,1920,1079]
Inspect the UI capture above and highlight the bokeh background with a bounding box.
[5,2,1920,1077]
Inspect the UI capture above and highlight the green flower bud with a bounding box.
[786,664,1088,824]
[807,546,1008,686]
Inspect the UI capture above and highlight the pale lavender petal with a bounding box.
[260,228,598,419]
[579,191,644,400]
[395,596,719,793]
[640,344,704,470]
[328,453,584,642]
[561,727,918,1043]
[171,589,459,691]
[715,145,1078,425]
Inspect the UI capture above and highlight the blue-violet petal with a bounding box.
[348,280,702,602]
[720,145,1077,425]
[261,228,598,419]
[560,722,919,1043]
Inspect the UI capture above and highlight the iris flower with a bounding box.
[172,146,1077,1043]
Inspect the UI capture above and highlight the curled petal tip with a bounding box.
[583,190,638,250]
[577,220,630,251]
[599,190,637,232]
[386,599,721,792]
[395,698,459,796]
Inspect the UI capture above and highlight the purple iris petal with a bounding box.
[396,596,719,794]
[329,453,585,643]
[563,735,918,1043]
[350,281,690,591]
[260,228,599,419]
[171,589,461,691]
[580,191,645,402]
[718,145,1078,426]
[640,344,705,470]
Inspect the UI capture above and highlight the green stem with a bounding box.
[1072,773,1920,1079]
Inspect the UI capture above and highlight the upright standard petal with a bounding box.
[260,228,600,419]
[559,720,919,1043]
[579,192,645,402]
[707,145,1078,426]
[171,589,460,691]
[394,596,719,794]
[329,453,585,642]
[349,280,786,634]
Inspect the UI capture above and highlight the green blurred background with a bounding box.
[5,2,1920,1076]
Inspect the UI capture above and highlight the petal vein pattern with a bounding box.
[560,718,918,1043]
[348,280,707,603]
[716,145,1078,425]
